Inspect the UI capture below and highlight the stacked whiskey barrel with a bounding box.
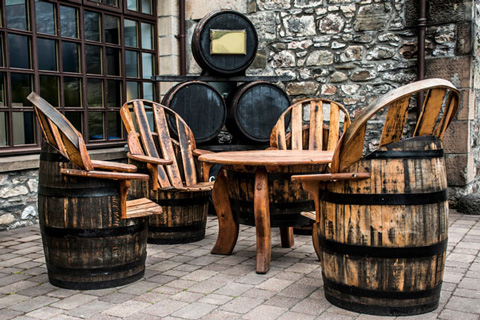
[162,10,290,147]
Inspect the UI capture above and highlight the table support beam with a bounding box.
[211,169,239,255]
[254,167,271,274]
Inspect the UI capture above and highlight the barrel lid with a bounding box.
[229,81,290,142]
[192,10,258,75]
[162,81,226,143]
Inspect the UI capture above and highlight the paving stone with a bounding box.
[256,278,293,291]
[277,311,317,320]
[0,280,38,294]
[277,283,317,299]
[214,282,253,296]
[67,300,116,318]
[18,282,56,297]
[316,311,357,319]
[142,299,188,317]
[181,269,218,281]
[118,281,158,295]
[241,288,277,300]
[50,293,97,310]
[439,308,480,320]
[0,309,23,320]
[198,293,233,306]
[199,309,240,319]
[171,302,218,319]
[242,305,288,320]
[220,296,263,314]
[25,306,64,319]
[458,277,480,290]
[9,295,59,312]
[264,295,302,309]
[445,296,480,314]
[170,290,204,302]
[290,297,332,315]
[99,292,136,304]
[102,300,152,317]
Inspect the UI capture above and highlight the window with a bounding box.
[0,0,157,154]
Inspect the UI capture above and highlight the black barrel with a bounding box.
[37,141,148,290]
[162,81,226,144]
[226,81,290,143]
[192,10,258,75]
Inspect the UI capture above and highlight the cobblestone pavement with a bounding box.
[0,210,479,320]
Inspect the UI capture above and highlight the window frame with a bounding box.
[0,0,158,155]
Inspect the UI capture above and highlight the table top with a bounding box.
[198,150,334,166]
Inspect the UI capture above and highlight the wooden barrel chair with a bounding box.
[269,98,350,251]
[292,78,459,315]
[120,99,214,244]
[28,92,165,289]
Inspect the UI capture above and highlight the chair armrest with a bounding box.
[127,152,173,165]
[60,168,150,181]
[291,172,370,182]
[192,149,214,157]
[91,160,137,172]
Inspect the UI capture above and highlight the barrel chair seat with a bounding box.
[292,78,460,316]
[267,98,350,252]
[120,100,214,244]
[28,92,166,290]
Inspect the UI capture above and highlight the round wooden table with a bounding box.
[199,150,333,274]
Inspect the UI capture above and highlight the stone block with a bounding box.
[158,36,179,56]
[457,89,476,121]
[445,152,474,186]
[456,21,474,55]
[185,0,247,20]
[354,4,388,31]
[286,81,318,96]
[159,55,180,75]
[405,0,473,27]
[425,56,473,89]
[158,16,178,37]
[443,120,471,154]
[158,0,179,17]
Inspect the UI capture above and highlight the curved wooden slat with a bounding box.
[336,78,459,172]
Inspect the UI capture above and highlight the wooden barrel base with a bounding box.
[47,262,145,290]
[147,221,206,244]
[324,282,440,316]
[293,225,313,235]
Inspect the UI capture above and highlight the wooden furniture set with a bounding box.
[31,78,459,316]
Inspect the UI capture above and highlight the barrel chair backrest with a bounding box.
[271,98,351,152]
[332,78,460,173]
[27,92,93,171]
[120,99,198,189]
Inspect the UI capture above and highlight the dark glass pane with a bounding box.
[35,0,55,35]
[104,0,118,7]
[40,75,59,107]
[65,112,82,133]
[124,19,138,48]
[126,81,139,101]
[107,112,122,139]
[0,35,4,67]
[106,47,120,76]
[87,78,103,108]
[125,50,138,78]
[62,42,80,73]
[37,38,57,71]
[141,0,152,14]
[86,45,102,74]
[0,112,8,146]
[0,74,5,107]
[143,82,154,100]
[11,73,32,107]
[64,77,81,107]
[13,111,35,145]
[141,23,153,50]
[142,53,153,79]
[8,34,30,69]
[104,15,119,44]
[89,0,101,3]
[107,80,121,108]
[6,0,28,30]
[127,0,137,11]
[60,6,78,38]
[84,11,101,42]
[88,112,104,140]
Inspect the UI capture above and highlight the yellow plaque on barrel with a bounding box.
[210,29,247,55]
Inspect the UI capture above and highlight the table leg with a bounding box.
[211,169,239,255]
[280,227,294,248]
[254,167,271,274]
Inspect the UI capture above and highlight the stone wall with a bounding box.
[183,0,479,202]
[0,170,38,231]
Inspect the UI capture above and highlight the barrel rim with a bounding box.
[192,9,258,75]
